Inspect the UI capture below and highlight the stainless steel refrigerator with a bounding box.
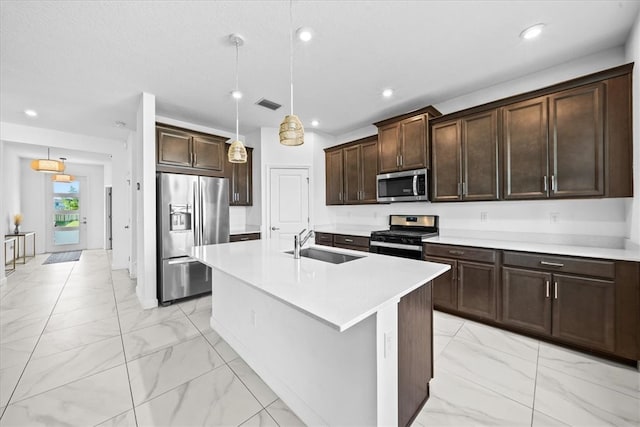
[157,172,229,305]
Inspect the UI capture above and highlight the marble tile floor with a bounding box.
[1,249,638,426]
[0,250,302,427]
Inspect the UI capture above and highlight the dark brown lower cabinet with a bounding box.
[502,267,552,335]
[457,261,497,320]
[398,282,432,427]
[502,267,615,353]
[424,244,497,321]
[229,233,260,242]
[428,257,457,310]
[552,273,615,352]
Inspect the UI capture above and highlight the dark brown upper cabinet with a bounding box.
[375,107,441,174]
[431,63,633,202]
[325,136,378,205]
[156,124,226,177]
[225,145,253,206]
[431,110,499,202]
[502,97,549,199]
[325,148,344,205]
[503,83,605,200]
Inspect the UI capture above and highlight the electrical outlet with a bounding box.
[250,310,257,327]
[384,332,393,359]
[480,212,488,222]
[550,212,560,223]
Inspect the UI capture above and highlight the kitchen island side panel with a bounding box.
[210,268,391,426]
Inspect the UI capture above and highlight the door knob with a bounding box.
[271,226,280,231]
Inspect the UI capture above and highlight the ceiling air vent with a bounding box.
[256,98,282,111]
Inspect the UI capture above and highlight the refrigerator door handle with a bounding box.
[200,182,205,245]
[193,181,199,246]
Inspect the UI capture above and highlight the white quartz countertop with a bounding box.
[314,224,380,237]
[192,240,450,332]
[424,235,640,262]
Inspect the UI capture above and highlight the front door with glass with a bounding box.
[50,179,86,252]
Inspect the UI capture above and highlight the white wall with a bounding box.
[323,47,633,248]
[625,10,640,246]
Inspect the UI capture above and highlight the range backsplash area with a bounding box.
[327,197,630,249]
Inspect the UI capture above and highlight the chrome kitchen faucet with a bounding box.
[294,229,315,259]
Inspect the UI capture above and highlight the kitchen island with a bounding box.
[192,239,450,426]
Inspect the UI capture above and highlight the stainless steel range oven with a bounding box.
[370,215,438,260]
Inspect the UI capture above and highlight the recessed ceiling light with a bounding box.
[296,27,313,42]
[520,23,545,40]
[382,89,393,98]
[24,109,38,117]
[231,90,243,99]
[311,120,319,127]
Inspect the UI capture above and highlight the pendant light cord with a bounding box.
[289,0,294,116]
[235,40,240,140]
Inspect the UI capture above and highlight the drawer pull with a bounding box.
[344,238,354,243]
[545,280,550,298]
[540,261,564,268]
[449,250,465,256]
[240,237,249,241]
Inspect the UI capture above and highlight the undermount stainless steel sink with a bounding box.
[285,248,364,264]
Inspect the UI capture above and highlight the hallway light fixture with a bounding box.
[228,33,248,163]
[279,0,304,146]
[51,157,74,182]
[30,148,64,173]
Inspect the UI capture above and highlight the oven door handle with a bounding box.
[370,241,422,251]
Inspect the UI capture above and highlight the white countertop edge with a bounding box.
[193,243,450,332]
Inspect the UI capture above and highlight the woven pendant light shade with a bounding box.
[52,173,74,182]
[279,114,304,146]
[228,140,248,163]
[30,158,65,173]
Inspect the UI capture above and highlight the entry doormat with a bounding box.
[43,250,82,264]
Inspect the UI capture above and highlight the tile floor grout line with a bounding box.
[0,259,77,420]
[108,263,140,427]
[179,302,230,365]
[530,341,541,426]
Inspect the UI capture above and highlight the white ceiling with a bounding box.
[1,1,639,144]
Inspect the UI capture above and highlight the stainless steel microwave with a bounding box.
[376,168,429,202]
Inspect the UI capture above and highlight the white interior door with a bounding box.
[46,177,87,252]
[269,167,310,251]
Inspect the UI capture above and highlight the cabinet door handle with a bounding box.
[338,192,342,201]
[193,151,197,165]
[545,280,550,298]
[449,250,464,256]
[462,182,467,197]
[554,281,558,299]
[344,238,354,243]
[396,155,400,167]
[551,175,556,192]
[399,154,403,166]
[540,261,564,268]
[543,175,548,192]
[457,183,462,197]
